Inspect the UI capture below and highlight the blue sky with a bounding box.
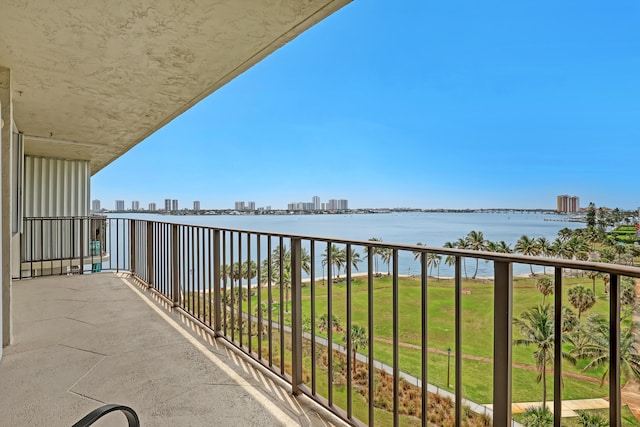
[91,0,640,211]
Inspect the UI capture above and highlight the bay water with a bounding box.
[111,212,580,278]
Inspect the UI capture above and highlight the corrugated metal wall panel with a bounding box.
[23,156,90,262]
[24,156,89,218]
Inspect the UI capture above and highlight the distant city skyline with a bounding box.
[89,194,639,213]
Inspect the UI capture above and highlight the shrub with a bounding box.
[522,406,552,427]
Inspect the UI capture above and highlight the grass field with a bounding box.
[198,271,638,424]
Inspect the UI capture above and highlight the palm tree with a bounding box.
[322,245,346,279]
[536,276,553,304]
[366,238,382,276]
[567,286,596,321]
[241,260,257,283]
[465,230,487,279]
[515,235,540,275]
[331,314,342,332]
[224,262,242,286]
[513,304,575,409]
[380,247,392,276]
[566,237,589,261]
[585,270,601,294]
[412,242,425,261]
[268,245,311,312]
[344,324,368,374]
[455,237,470,279]
[550,238,570,260]
[573,316,640,385]
[584,226,603,250]
[557,227,575,242]
[497,241,513,253]
[536,237,552,275]
[487,240,512,254]
[347,248,362,273]
[318,313,329,333]
[427,253,442,279]
[443,241,456,270]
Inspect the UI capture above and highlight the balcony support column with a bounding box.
[0,67,12,350]
[493,260,513,425]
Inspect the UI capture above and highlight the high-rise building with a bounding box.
[568,196,580,214]
[235,201,245,211]
[557,195,579,213]
[265,205,271,211]
[115,200,125,211]
[164,199,171,211]
[131,201,139,210]
[193,201,200,211]
[247,201,256,211]
[91,200,101,212]
[326,199,349,210]
[557,195,568,213]
[312,196,320,210]
[172,199,178,211]
[149,202,157,211]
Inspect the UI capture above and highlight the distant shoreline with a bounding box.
[101,208,569,216]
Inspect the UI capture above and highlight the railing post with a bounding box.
[610,274,621,427]
[290,237,303,395]
[79,217,84,274]
[213,230,221,335]
[493,260,513,426]
[455,256,462,426]
[172,224,180,307]
[553,267,563,427]
[146,221,154,288]
[130,220,136,275]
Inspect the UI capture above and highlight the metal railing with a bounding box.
[19,216,109,278]
[19,217,640,426]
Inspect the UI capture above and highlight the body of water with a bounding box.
[111,212,581,278]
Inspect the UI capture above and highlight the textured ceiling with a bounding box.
[0,0,350,174]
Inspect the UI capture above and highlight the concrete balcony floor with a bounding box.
[0,273,344,426]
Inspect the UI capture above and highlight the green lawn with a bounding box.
[190,271,637,424]
[253,274,629,399]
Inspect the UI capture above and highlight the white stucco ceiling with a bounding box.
[0,0,350,174]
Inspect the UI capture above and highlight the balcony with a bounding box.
[0,272,344,426]
[7,217,640,426]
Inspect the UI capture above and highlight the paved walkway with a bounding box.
[486,398,610,417]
